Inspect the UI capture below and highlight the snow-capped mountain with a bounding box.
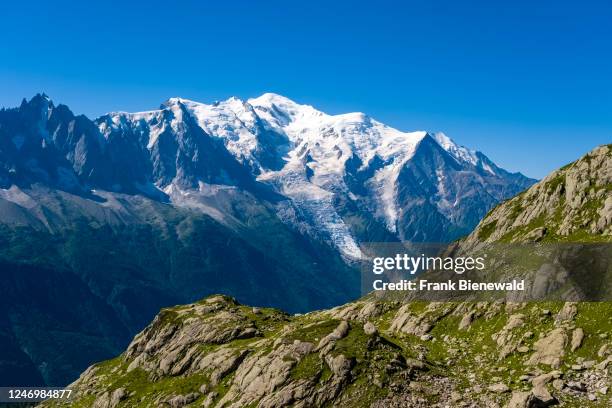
[1,93,535,258]
[94,93,534,256]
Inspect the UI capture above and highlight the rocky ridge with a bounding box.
[466,144,611,245]
[1,94,535,252]
[40,296,611,408]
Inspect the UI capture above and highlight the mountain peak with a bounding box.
[249,92,300,108]
[162,96,197,109]
[20,93,53,110]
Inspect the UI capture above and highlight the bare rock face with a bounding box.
[526,328,567,368]
[325,354,354,378]
[488,383,510,393]
[596,196,612,232]
[390,302,452,335]
[458,310,475,330]
[325,300,388,323]
[531,384,557,406]
[555,302,577,324]
[506,390,533,408]
[91,387,127,408]
[218,341,315,407]
[531,371,561,388]
[316,320,350,353]
[492,313,525,359]
[123,297,266,379]
[197,348,250,386]
[506,387,558,408]
[165,392,199,408]
[363,321,378,336]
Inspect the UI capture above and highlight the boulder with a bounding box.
[325,354,354,378]
[316,320,350,353]
[109,388,126,407]
[363,322,378,336]
[555,302,577,324]
[506,391,532,408]
[532,385,556,405]
[526,328,567,368]
[570,328,584,351]
[488,383,510,393]
[459,311,475,330]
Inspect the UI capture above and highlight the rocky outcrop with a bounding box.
[466,144,612,243]
[571,328,585,352]
[39,295,612,408]
[389,302,453,336]
[526,328,567,368]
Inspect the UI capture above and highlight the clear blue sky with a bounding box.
[1,0,610,178]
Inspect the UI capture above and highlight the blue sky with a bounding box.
[1,0,610,178]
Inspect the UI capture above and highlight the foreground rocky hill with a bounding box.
[41,296,611,408]
[40,147,611,407]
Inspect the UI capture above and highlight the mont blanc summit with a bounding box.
[99,93,535,256]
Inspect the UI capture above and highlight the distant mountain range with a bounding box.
[1,93,534,250]
[0,94,534,386]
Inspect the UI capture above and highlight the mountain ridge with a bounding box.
[95,92,535,250]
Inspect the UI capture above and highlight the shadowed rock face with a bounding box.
[0,95,264,195]
[43,145,612,407]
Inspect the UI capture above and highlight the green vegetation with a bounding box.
[285,319,339,343]
[477,220,497,240]
[290,352,322,380]
[545,173,566,195]
[333,325,369,359]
